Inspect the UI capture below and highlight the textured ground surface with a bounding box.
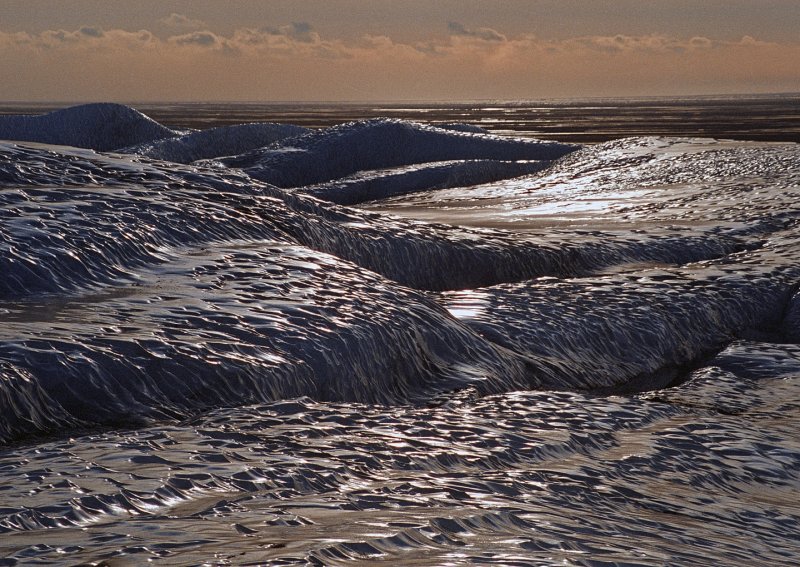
[0,107,799,564]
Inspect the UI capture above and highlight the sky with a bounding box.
[1,0,799,102]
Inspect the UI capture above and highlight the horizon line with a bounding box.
[1,91,799,107]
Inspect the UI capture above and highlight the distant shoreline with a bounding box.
[1,94,799,143]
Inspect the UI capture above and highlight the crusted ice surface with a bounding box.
[0,105,799,564]
[2,142,750,297]
[433,122,491,134]
[0,354,797,564]
[120,122,309,164]
[1,132,799,436]
[297,159,549,206]
[209,118,579,187]
[0,241,538,442]
[0,103,179,152]
[442,258,799,392]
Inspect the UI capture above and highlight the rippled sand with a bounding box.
[1,108,799,564]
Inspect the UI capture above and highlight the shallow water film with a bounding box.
[1,103,799,565]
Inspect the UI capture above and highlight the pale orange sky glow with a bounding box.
[1,0,798,101]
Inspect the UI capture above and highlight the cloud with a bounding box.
[172,31,217,47]
[564,33,718,54]
[160,13,206,29]
[12,27,152,50]
[260,22,320,44]
[689,36,713,49]
[230,23,349,59]
[286,22,315,43]
[447,21,506,42]
[168,30,239,54]
[0,25,798,101]
[78,26,104,38]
